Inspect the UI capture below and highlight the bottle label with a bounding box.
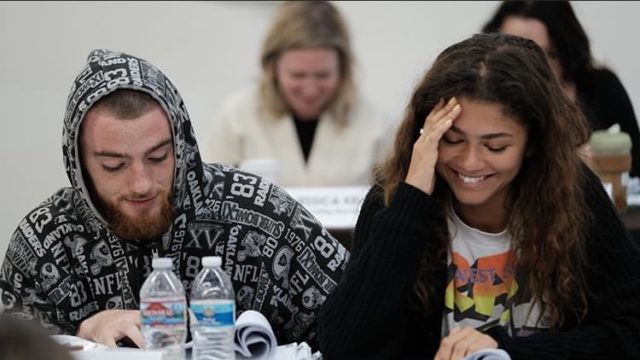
[190,300,235,327]
[141,299,186,326]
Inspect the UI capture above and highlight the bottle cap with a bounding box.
[202,256,222,267]
[152,257,173,269]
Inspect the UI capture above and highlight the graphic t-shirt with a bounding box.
[442,209,550,337]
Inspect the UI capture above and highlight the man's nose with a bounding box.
[129,163,153,195]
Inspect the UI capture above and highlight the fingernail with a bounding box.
[448,97,457,105]
[452,104,461,112]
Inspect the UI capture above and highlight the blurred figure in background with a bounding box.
[204,1,390,187]
[483,0,640,177]
[0,313,74,360]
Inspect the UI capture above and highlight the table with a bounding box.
[71,348,163,360]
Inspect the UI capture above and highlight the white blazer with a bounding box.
[203,85,393,187]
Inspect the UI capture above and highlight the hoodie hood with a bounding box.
[62,49,202,225]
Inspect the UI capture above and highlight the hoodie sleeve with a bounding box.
[217,167,350,349]
[268,184,349,349]
[0,210,66,334]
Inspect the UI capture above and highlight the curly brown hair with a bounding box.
[378,33,590,328]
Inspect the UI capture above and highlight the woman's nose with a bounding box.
[459,146,484,172]
[300,80,320,97]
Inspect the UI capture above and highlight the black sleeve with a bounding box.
[317,182,445,359]
[487,167,640,359]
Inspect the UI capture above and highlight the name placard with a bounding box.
[284,186,369,229]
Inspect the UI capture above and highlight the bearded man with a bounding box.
[0,49,348,350]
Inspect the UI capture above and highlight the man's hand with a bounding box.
[434,326,498,360]
[76,309,144,348]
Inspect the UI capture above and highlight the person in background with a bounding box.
[203,1,390,187]
[482,0,640,177]
[0,313,74,360]
[0,49,347,350]
[317,33,640,359]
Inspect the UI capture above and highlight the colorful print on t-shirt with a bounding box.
[442,209,550,337]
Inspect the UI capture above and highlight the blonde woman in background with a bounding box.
[204,1,391,187]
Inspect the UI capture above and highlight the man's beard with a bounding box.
[98,192,174,241]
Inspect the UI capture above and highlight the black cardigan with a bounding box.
[318,167,640,359]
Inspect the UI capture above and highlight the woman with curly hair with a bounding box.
[317,33,640,359]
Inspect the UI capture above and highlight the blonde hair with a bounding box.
[259,1,356,124]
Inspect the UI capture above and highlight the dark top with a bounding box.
[578,68,640,176]
[317,167,640,359]
[292,116,319,163]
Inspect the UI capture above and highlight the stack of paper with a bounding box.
[464,348,511,360]
[234,310,321,360]
[234,310,277,360]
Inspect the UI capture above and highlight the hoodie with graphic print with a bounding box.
[0,49,348,348]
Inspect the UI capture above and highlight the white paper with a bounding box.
[234,310,278,360]
[51,334,110,351]
[71,349,163,360]
[272,342,317,360]
[52,311,320,360]
[233,311,321,360]
[463,348,511,360]
[52,335,163,360]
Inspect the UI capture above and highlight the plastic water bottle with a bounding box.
[190,256,236,360]
[140,257,187,360]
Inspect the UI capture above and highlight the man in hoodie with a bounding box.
[0,49,348,349]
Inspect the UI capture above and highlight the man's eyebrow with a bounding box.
[94,150,127,158]
[146,138,173,154]
[449,125,513,140]
[93,138,173,158]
